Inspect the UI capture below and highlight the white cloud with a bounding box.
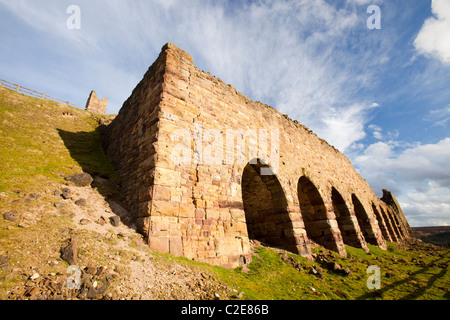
[368,124,383,140]
[414,0,450,64]
[425,105,450,127]
[353,138,450,226]
[0,0,393,152]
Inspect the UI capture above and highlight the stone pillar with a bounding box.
[381,189,413,239]
[85,90,108,114]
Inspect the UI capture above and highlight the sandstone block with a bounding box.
[169,236,184,257]
[152,200,179,217]
[149,236,169,254]
[179,203,195,218]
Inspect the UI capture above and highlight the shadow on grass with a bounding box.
[357,251,449,300]
[57,128,133,228]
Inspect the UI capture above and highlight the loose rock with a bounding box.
[61,188,71,200]
[109,216,121,227]
[54,202,66,208]
[75,199,87,207]
[97,216,107,226]
[3,211,20,221]
[79,219,91,225]
[60,237,79,265]
[65,173,93,187]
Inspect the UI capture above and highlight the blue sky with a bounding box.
[0,0,449,227]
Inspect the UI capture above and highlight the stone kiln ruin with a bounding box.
[85,90,108,114]
[102,43,412,268]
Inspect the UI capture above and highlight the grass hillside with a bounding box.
[0,86,449,300]
[413,226,450,248]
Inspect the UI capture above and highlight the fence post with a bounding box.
[15,85,20,92]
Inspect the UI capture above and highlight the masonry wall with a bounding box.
[103,43,411,268]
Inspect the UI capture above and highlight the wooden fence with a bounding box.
[0,78,83,109]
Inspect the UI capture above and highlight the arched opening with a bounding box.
[372,204,390,241]
[332,188,363,248]
[379,206,398,242]
[391,213,404,239]
[241,160,297,252]
[351,194,378,245]
[298,176,337,251]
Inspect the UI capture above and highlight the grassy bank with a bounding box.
[0,87,448,300]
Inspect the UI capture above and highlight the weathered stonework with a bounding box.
[85,90,108,114]
[102,43,412,268]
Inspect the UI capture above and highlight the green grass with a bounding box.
[208,243,449,300]
[0,87,448,300]
[0,87,119,194]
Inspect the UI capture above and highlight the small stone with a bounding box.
[341,268,352,276]
[97,285,107,295]
[87,286,99,299]
[54,189,62,197]
[60,237,79,265]
[97,216,107,226]
[12,287,25,296]
[0,255,10,264]
[27,287,40,297]
[54,202,66,208]
[96,266,107,276]
[331,262,342,272]
[30,273,40,280]
[77,288,89,299]
[65,173,93,187]
[79,219,91,225]
[131,237,145,248]
[109,216,121,227]
[18,222,29,228]
[61,188,71,200]
[3,211,20,221]
[85,266,97,275]
[75,199,87,207]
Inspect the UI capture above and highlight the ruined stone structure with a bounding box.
[85,90,108,114]
[102,43,412,268]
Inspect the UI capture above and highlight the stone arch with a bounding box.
[379,206,398,242]
[332,188,367,249]
[391,212,404,240]
[372,203,391,242]
[298,176,342,253]
[241,159,297,252]
[351,194,378,245]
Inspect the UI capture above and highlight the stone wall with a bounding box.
[85,90,108,114]
[102,43,412,268]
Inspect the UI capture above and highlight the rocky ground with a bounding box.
[0,172,237,300]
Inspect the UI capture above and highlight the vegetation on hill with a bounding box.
[0,87,448,300]
[413,226,450,248]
